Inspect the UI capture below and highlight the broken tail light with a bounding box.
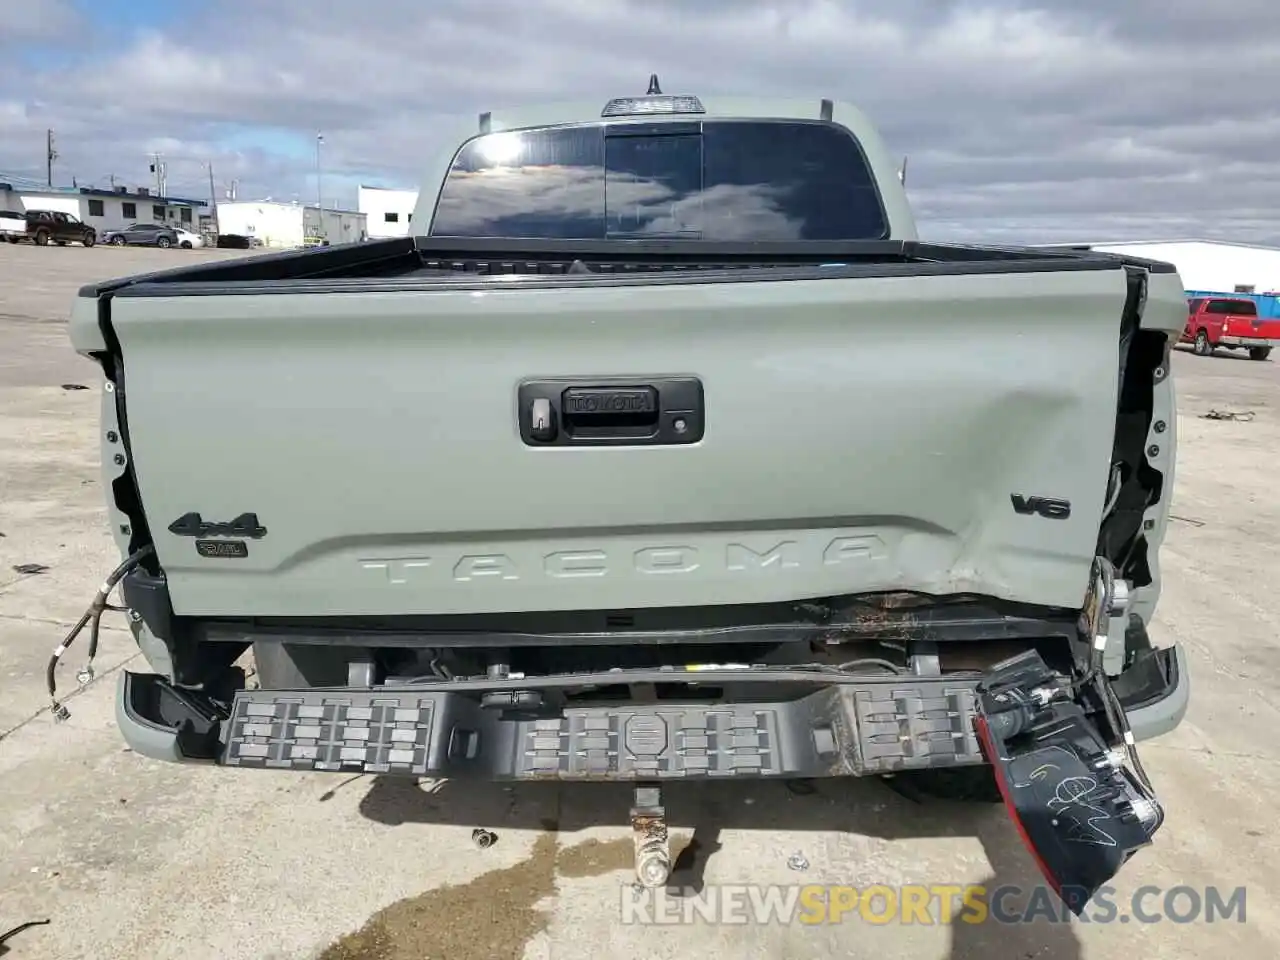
[974,649,1165,916]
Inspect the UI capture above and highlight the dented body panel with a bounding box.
[79,264,1170,618]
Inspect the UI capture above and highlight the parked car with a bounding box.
[1182,295,1280,360]
[1,209,96,246]
[101,223,181,248]
[172,227,204,249]
[0,210,25,242]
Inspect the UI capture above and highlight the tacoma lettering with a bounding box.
[634,546,700,575]
[726,541,800,571]
[544,550,609,578]
[453,555,520,581]
[358,536,884,584]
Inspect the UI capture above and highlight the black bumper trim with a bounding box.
[221,678,987,780]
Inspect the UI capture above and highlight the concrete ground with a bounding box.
[1,242,1277,960]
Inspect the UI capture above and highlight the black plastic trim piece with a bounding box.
[219,673,987,778]
[122,671,224,760]
[408,236,1134,261]
[77,236,418,298]
[604,120,702,138]
[1024,246,1178,275]
[109,255,1129,298]
[122,569,178,642]
[518,376,704,446]
[80,235,1167,300]
[121,569,250,685]
[1112,645,1180,712]
[200,599,1076,649]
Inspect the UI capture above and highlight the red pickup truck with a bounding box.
[1183,296,1280,360]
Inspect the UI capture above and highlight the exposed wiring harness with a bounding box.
[1096,663,1159,809]
[46,545,154,721]
[1077,556,1115,690]
[831,657,905,674]
[1074,556,1159,805]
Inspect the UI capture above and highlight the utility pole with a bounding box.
[149,154,167,196]
[315,132,325,242]
[46,129,57,186]
[206,161,219,237]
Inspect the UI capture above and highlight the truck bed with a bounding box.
[71,236,1182,622]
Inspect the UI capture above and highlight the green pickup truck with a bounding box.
[61,81,1188,907]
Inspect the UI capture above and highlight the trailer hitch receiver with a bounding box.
[631,784,671,888]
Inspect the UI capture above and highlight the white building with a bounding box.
[1047,239,1280,294]
[0,181,207,232]
[358,185,419,238]
[215,201,367,249]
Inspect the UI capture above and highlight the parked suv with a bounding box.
[101,222,181,248]
[1,209,97,246]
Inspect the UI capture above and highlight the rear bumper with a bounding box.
[1117,643,1189,741]
[113,645,1190,779]
[1219,335,1278,347]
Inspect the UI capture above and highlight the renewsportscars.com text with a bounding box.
[620,884,1247,926]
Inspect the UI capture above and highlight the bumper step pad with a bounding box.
[222,678,986,780]
[225,696,440,775]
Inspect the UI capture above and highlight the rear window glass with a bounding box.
[1209,299,1257,315]
[428,120,887,241]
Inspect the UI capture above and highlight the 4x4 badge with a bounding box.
[168,512,267,539]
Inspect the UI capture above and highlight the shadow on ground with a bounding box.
[317,774,1082,960]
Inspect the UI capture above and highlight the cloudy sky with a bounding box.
[2,0,1278,243]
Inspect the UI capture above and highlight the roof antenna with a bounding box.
[647,74,662,95]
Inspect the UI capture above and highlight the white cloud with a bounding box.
[0,0,81,43]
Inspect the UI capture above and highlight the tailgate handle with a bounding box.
[518,377,704,446]
[562,386,659,434]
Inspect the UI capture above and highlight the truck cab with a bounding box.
[1183,295,1280,360]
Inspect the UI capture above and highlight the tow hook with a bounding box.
[630,783,671,888]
